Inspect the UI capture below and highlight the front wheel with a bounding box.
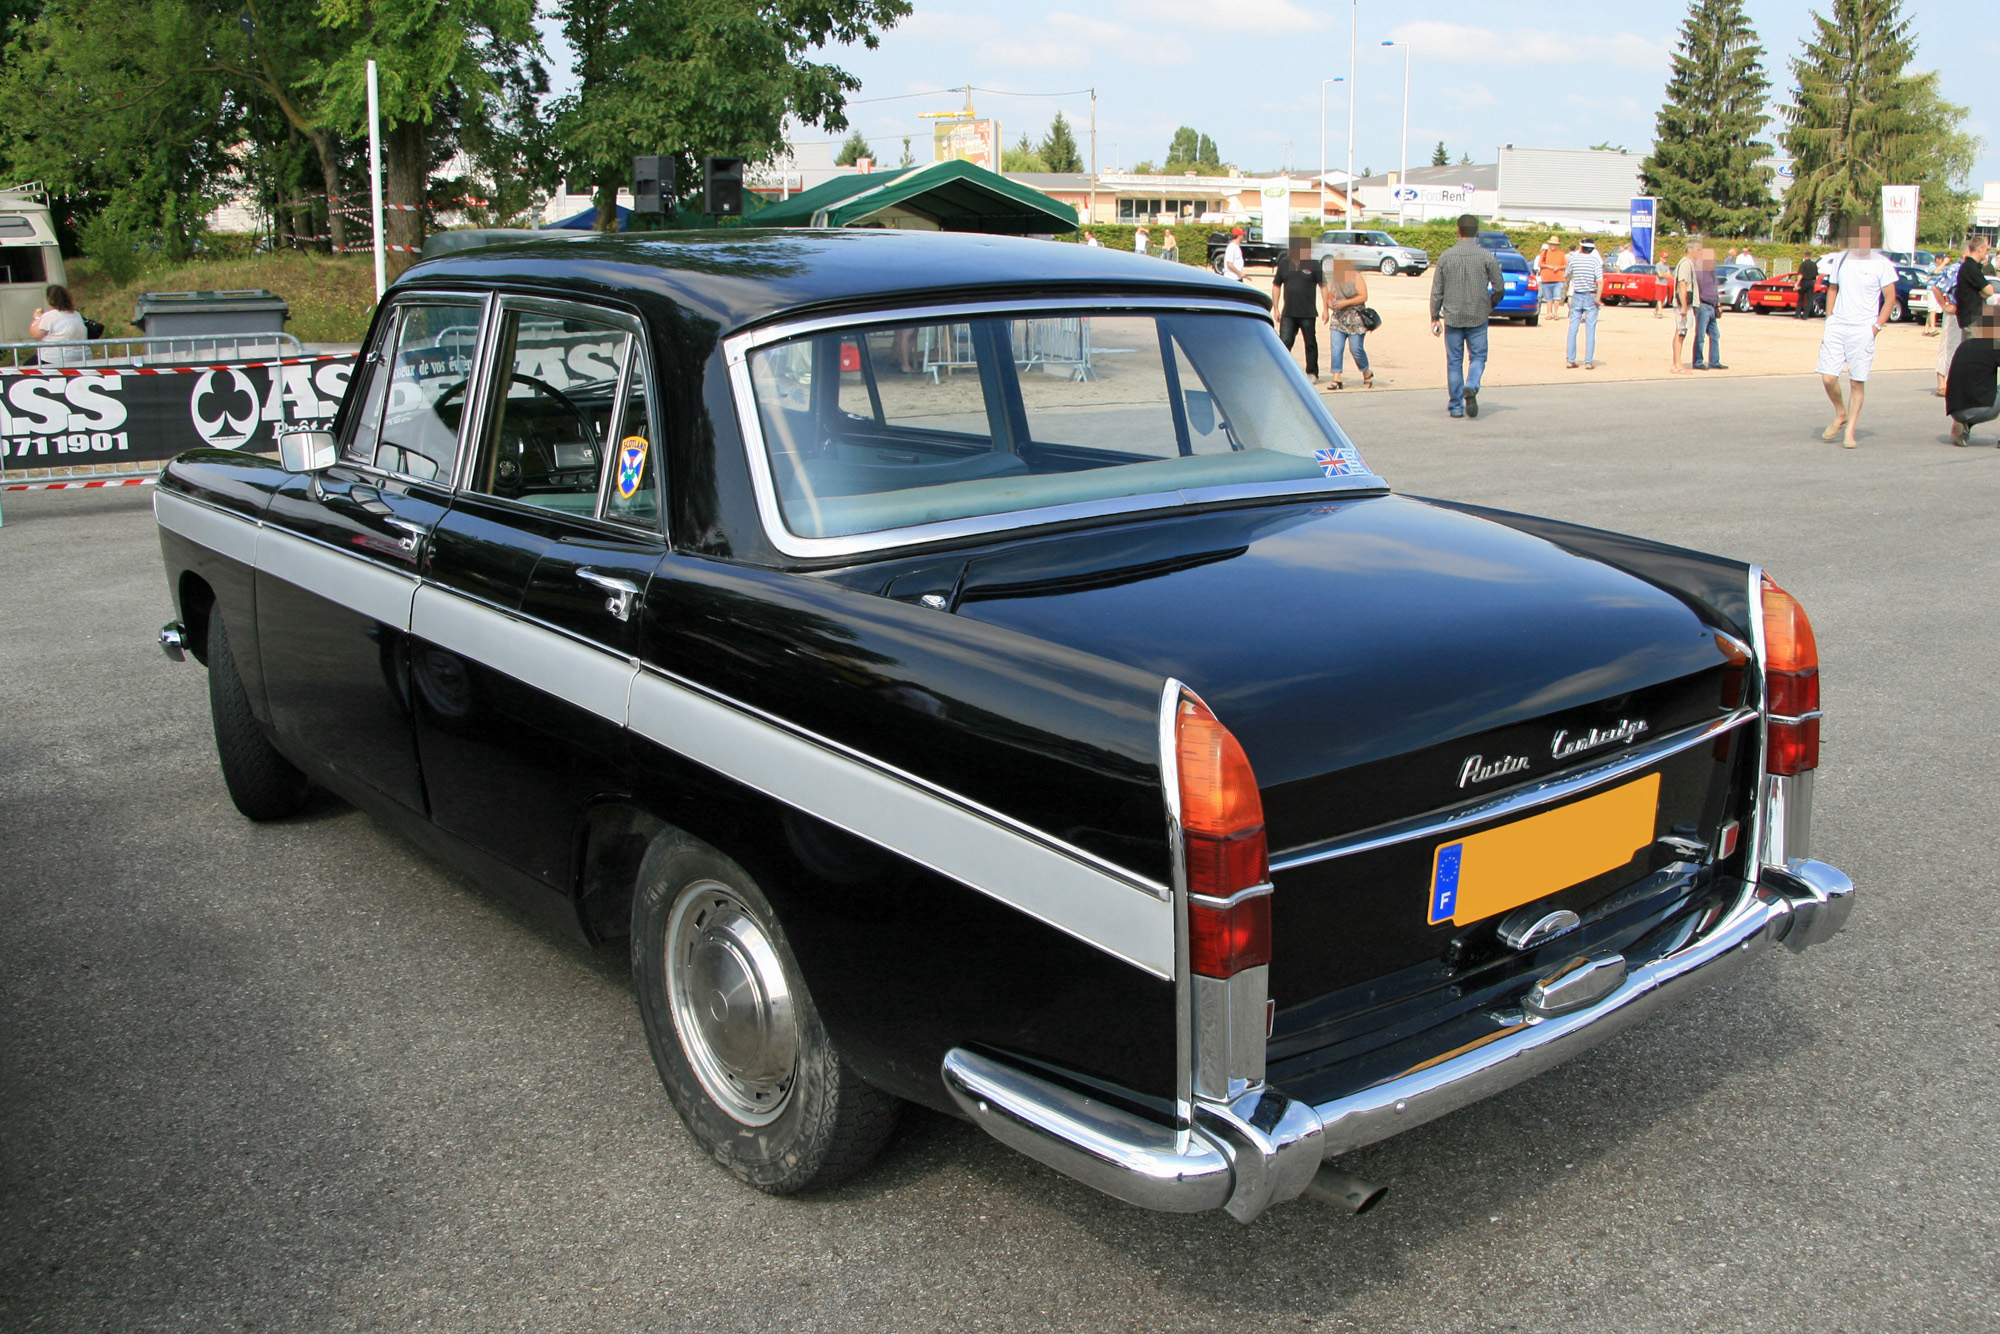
[1379,257,1398,276]
[1734,292,1750,312]
[1211,254,1228,275]
[632,831,900,1194]
[207,614,309,821]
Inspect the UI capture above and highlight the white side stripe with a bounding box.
[256,523,417,630]
[628,669,1176,979]
[155,490,258,566]
[412,587,637,724]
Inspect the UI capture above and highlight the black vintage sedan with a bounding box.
[153,230,1852,1223]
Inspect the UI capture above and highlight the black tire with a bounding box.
[1734,291,1750,312]
[1379,257,1397,276]
[1210,253,1228,275]
[1526,312,1540,327]
[206,614,310,821]
[632,831,899,1194]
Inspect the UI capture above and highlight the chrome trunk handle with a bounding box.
[576,567,640,622]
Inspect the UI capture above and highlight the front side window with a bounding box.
[343,299,484,482]
[746,310,1376,541]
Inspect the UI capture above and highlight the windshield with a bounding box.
[745,311,1378,541]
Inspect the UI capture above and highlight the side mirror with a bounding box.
[278,430,337,473]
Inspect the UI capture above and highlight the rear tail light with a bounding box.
[1527,274,1539,289]
[1175,692,1271,979]
[1760,575,1820,775]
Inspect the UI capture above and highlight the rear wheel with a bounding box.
[206,615,310,821]
[632,831,899,1193]
[1734,291,1750,312]
[1211,253,1228,275]
[1379,257,1397,276]
[1526,312,1540,327]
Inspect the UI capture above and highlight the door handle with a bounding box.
[383,517,426,553]
[575,567,641,622]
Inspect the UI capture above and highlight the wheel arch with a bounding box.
[177,568,216,666]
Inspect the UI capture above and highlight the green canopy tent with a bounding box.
[747,159,1077,235]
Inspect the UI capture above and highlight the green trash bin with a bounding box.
[131,289,290,338]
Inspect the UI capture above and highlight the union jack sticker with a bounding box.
[1314,445,1366,477]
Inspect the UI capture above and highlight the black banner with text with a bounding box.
[0,356,358,471]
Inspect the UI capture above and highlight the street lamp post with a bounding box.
[1319,77,1343,229]
[1347,0,1357,217]
[1382,39,1410,226]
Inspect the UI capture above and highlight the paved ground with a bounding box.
[3,368,1996,1333]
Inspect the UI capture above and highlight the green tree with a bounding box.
[834,128,872,165]
[1430,140,1448,167]
[1038,111,1082,173]
[1002,132,1046,173]
[1163,125,1225,176]
[1779,0,1975,241]
[1458,151,1472,165]
[548,0,909,237]
[898,135,913,168]
[1641,0,1775,235]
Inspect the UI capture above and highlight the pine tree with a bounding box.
[1197,134,1220,170]
[1779,0,1972,241]
[1039,111,1083,173]
[1640,0,1775,236]
[835,129,873,166]
[1458,151,1473,165]
[1430,140,1448,167]
[899,136,914,168]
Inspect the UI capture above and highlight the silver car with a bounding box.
[1313,228,1430,276]
[1715,264,1767,312]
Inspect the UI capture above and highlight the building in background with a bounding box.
[1010,172,1349,228]
[1494,148,1646,232]
[1347,164,1498,223]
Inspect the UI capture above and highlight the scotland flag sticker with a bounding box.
[616,436,648,499]
[1428,842,1462,925]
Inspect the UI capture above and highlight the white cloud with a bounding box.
[897,8,1190,69]
[1126,0,1324,35]
[1440,84,1498,109]
[1391,21,1667,71]
[1048,11,1194,65]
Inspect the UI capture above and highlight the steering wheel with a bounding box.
[434,372,603,492]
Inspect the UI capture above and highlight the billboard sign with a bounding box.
[932,118,1001,170]
[1260,184,1290,245]
[1629,197,1657,263]
[1882,184,1919,254]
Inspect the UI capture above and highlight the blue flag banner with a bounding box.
[1630,198,1657,264]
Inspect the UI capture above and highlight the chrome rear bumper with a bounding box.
[942,858,1853,1222]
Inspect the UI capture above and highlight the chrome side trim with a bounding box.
[941,1047,1233,1214]
[1270,707,1759,873]
[630,666,1176,977]
[256,521,417,630]
[155,489,259,565]
[1159,678,1195,1130]
[719,298,1386,561]
[412,586,636,725]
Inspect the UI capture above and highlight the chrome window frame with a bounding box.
[339,290,496,491]
[720,295,1389,561]
[452,294,667,539]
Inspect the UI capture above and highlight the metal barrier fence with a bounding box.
[0,332,307,368]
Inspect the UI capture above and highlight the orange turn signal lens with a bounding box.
[1760,576,1819,674]
[1176,696,1263,838]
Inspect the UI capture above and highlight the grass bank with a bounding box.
[65,252,379,345]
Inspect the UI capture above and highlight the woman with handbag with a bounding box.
[1324,256,1373,388]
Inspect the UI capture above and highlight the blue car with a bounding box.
[1490,251,1540,324]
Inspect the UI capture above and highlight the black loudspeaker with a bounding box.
[632,155,671,215]
[702,157,745,217]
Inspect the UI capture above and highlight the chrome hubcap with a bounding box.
[665,882,798,1125]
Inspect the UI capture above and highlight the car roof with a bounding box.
[393,228,1267,336]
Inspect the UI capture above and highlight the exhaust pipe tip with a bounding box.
[1302,1166,1387,1215]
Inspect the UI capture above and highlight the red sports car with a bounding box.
[1602,263,1673,307]
[1748,273,1827,314]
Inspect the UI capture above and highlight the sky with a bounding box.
[545,0,1992,192]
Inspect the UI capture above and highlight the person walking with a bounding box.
[1157,229,1179,264]
[1223,226,1248,282]
[1536,239,1566,320]
[1324,254,1372,389]
[1923,254,1952,335]
[1614,240,1637,271]
[1565,238,1604,369]
[30,284,86,366]
[1430,215,1502,417]
[1690,241,1725,370]
[1670,246,1695,374]
[1735,245,1756,268]
[1271,238,1326,381]
[1954,235,1993,334]
[1816,224,1901,448]
[1946,314,2000,446]
[1795,251,1819,318]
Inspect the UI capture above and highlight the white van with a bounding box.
[0,185,69,343]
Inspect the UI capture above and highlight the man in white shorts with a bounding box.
[1816,223,1901,448]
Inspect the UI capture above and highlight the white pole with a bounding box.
[1398,44,1410,226]
[1347,1,1356,217]
[1319,81,1327,228]
[367,59,385,299]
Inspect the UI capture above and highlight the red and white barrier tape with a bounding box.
[3,475,156,491]
[0,353,354,379]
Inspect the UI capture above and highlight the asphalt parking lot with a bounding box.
[3,368,1997,1333]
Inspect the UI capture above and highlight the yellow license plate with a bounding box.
[1427,773,1660,926]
